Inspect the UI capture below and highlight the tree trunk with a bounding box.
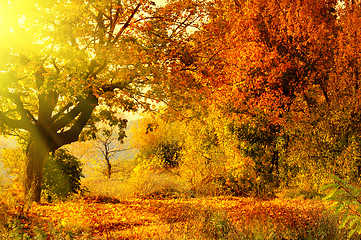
[106,157,112,179]
[23,94,98,203]
[24,138,50,203]
[269,150,280,188]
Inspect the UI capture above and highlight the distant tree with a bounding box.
[91,119,131,178]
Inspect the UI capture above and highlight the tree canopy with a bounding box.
[146,0,361,195]
[0,0,206,202]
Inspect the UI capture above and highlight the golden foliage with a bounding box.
[0,196,339,239]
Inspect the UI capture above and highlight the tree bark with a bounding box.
[24,138,50,203]
[106,160,112,179]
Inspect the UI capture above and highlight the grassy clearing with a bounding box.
[0,174,354,239]
[0,193,347,239]
[81,170,192,199]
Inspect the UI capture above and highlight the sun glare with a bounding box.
[0,0,27,32]
[17,15,25,27]
[0,2,18,32]
[0,0,34,51]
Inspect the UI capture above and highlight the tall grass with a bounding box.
[82,168,191,199]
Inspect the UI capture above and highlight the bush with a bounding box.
[42,149,84,200]
[323,175,361,239]
[119,156,188,198]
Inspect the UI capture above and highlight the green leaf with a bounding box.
[339,215,352,229]
[348,229,356,239]
[321,183,336,191]
[348,217,359,229]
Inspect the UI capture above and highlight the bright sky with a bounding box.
[154,0,167,6]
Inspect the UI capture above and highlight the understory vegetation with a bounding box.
[0,151,360,239]
[0,178,352,239]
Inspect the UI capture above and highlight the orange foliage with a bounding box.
[199,0,338,124]
[3,197,333,238]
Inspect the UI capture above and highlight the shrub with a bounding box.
[42,149,84,200]
[323,175,361,239]
[120,156,189,198]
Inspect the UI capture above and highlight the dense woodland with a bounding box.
[1,0,361,239]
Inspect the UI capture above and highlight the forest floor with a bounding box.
[3,196,344,240]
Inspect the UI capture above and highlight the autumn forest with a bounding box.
[1,0,361,239]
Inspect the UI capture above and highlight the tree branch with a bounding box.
[133,16,164,24]
[0,90,36,127]
[109,147,135,153]
[170,12,194,38]
[51,97,95,132]
[89,59,107,79]
[111,3,141,45]
[108,1,122,42]
[51,102,73,122]
[98,81,129,93]
[0,111,31,130]
[54,95,98,148]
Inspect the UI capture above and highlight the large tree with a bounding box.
[161,0,361,190]
[0,0,203,202]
